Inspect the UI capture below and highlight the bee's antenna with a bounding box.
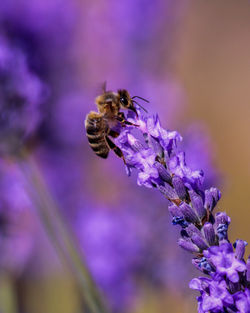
[132,95,149,103]
[132,100,148,113]
[102,81,107,93]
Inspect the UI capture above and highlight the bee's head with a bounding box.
[118,89,138,116]
[118,89,149,117]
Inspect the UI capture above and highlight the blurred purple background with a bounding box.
[0,1,249,313]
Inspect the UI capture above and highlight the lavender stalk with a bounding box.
[107,107,250,313]
[16,150,109,313]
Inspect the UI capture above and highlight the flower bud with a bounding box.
[203,222,216,246]
[191,234,209,251]
[172,175,187,200]
[234,239,247,260]
[154,162,172,183]
[157,184,178,200]
[178,238,200,253]
[179,202,199,224]
[205,187,221,211]
[189,190,206,219]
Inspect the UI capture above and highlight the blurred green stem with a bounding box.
[16,149,109,313]
[0,273,18,313]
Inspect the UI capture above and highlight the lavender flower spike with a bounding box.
[0,35,47,156]
[105,106,250,312]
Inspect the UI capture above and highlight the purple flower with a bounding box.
[190,277,234,312]
[204,243,246,283]
[145,114,182,152]
[116,112,181,192]
[0,35,47,154]
[104,107,250,312]
[74,206,149,311]
[73,194,193,312]
[234,288,250,313]
[128,147,160,188]
[215,212,231,241]
[168,152,204,190]
[0,0,79,151]
[205,187,221,212]
[75,208,138,310]
[0,160,35,274]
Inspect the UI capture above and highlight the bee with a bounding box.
[85,85,148,162]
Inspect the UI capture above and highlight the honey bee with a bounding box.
[85,85,148,162]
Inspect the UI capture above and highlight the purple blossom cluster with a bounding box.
[75,199,192,312]
[0,34,47,155]
[0,159,35,274]
[75,207,139,311]
[114,108,250,313]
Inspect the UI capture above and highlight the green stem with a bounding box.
[0,273,18,313]
[16,150,109,313]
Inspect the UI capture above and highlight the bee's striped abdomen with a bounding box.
[85,111,109,159]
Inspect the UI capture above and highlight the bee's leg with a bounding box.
[105,136,126,164]
[115,113,139,127]
[108,129,120,138]
[118,112,125,119]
